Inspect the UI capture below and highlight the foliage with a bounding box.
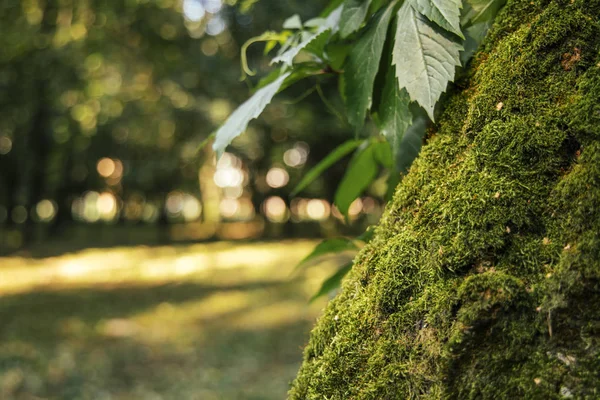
[213,0,506,298]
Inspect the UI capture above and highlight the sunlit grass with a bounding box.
[0,240,351,399]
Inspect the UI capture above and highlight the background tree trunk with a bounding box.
[290,0,600,398]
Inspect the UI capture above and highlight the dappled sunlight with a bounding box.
[0,240,321,295]
[0,241,346,399]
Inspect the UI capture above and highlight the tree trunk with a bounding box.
[290,0,600,398]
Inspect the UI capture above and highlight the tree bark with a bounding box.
[290,0,600,398]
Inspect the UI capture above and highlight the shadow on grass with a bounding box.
[0,241,328,399]
[0,279,298,343]
[0,319,315,400]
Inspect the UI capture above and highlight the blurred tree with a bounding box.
[0,0,363,252]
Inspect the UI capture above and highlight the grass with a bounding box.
[0,240,352,399]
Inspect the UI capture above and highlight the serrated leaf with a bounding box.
[304,17,327,28]
[393,1,462,121]
[283,14,302,29]
[271,6,343,66]
[254,67,285,91]
[281,63,328,90]
[213,72,290,159]
[277,34,297,56]
[305,30,331,60]
[379,63,413,168]
[344,1,396,130]
[410,0,464,39]
[461,0,506,26]
[339,0,373,38]
[310,262,353,302]
[291,139,364,196]
[334,141,380,217]
[293,238,358,274]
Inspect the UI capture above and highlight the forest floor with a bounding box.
[0,240,349,399]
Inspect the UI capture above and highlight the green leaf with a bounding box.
[460,21,492,65]
[320,0,346,17]
[339,0,373,38]
[290,139,364,196]
[410,0,464,39]
[284,63,328,87]
[305,30,331,60]
[334,141,380,217]
[379,63,413,168]
[373,140,393,169]
[310,262,353,302]
[385,105,428,200]
[304,17,327,28]
[356,225,376,243]
[240,0,260,13]
[385,171,401,201]
[277,34,297,56]
[213,72,290,159]
[326,43,351,70]
[396,105,428,174]
[293,238,358,273]
[254,67,285,91]
[461,0,506,26]
[393,1,462,121]
[344,1,396,130]
[264,40,277,55]
[271,6,343,66]
[283,14,303,29]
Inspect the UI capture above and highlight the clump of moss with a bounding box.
[289,0,600,398]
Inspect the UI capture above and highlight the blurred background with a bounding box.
[0,0,386,398]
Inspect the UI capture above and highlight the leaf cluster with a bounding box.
[216,0,506,298]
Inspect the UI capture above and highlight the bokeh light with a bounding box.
[348,198,363,217]
[206,15,226,36]
[283,142,309,168]
[263,196,288,223]
[0,136,12,155]
[266,167,289,189]
[166,191,185,216]
[220,198,239,219]
[183,0,206,22]
[35,199,58,222]
[142,203,160,223]
[11,206,28,224]
[97,158,115,178]
[182,194,202,221]
[306,199,330,221]
[97,192,118,221]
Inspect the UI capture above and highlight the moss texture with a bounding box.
[290,0,600,398]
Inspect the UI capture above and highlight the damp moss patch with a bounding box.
[290,0,600,398]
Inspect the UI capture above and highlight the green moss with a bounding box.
[290,0,600,398]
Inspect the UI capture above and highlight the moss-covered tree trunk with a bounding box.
[290,1,600,398]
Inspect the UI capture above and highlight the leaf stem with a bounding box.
[316,84,346,123]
